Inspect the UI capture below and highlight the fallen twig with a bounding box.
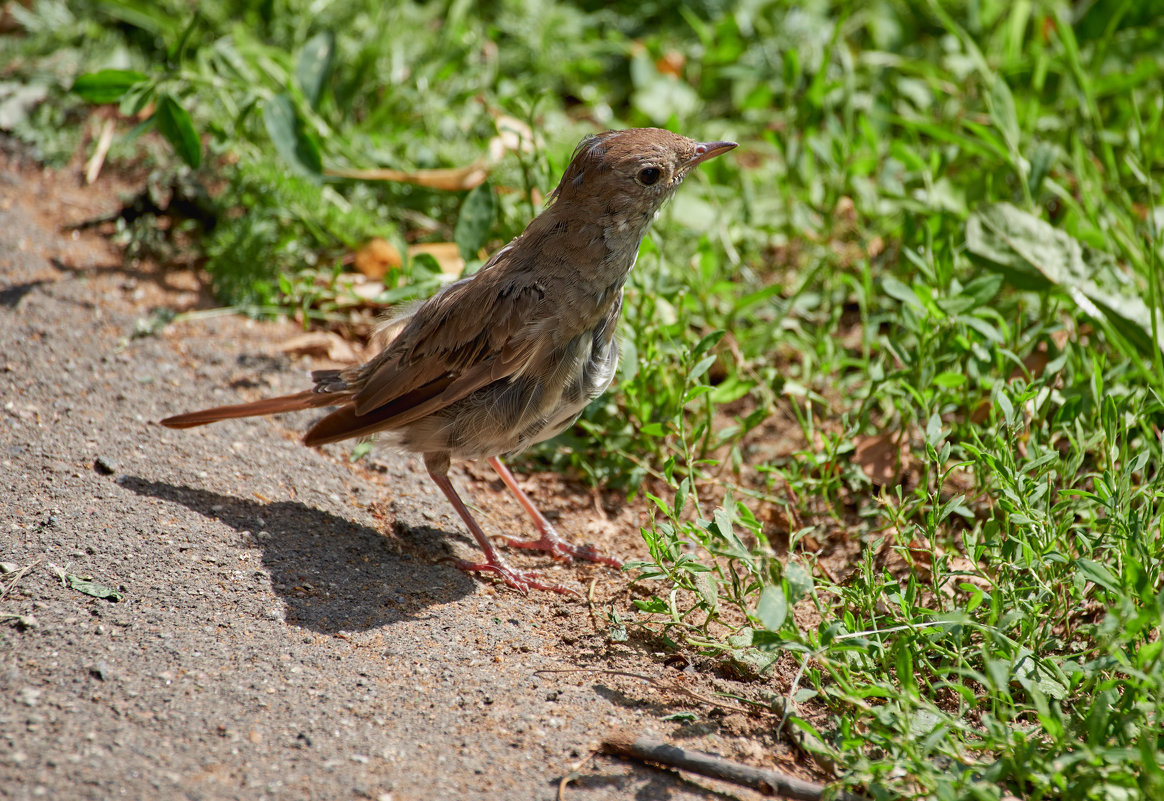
[534,668,839,777]
[600,731,870,801]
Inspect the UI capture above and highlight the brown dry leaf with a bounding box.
[834,196,857,226]
[325,162,490,191]
[905,538,935,580]
[488,113,539,160]
[655,50,686,78]
[279,331,358,363]
[854,432,908,486]
[408,242,464,277]
[325,112,539,193]
[353,237,402,280]
[970,399,991,425]
[1008,341,1052,382]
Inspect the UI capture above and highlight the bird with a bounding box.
[161,127,737,594]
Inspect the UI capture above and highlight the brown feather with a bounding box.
[304,341,535,446]
[159,390,342,429]
[351,271,545,416]
[304,379,454,446]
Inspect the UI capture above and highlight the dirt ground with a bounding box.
[0,143,816,800]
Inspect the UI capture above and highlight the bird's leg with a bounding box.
[489,456,623,568]
[424,453,576,595]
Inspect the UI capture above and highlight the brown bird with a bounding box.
[161,128,736,593]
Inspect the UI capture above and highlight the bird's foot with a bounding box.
[454,558,579,596]
[503,529,623,568]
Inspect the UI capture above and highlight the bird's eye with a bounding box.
[636,167,662,186]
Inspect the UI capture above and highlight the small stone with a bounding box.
[93,457,117,476]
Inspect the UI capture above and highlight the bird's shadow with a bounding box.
[0,279,51,309]
[119,475,475,633]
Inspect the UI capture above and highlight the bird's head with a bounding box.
[549,128,736,221]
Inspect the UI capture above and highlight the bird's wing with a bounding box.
[302,268,546,447]
[357,252,548,406]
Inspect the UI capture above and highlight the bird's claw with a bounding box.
[454,558,579,596]
[502,532,623,569]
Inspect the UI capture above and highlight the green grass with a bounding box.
[6,0,1163,798]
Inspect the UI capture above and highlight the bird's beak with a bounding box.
[687,140,737,167]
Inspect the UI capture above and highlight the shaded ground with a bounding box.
[0,145,813,800]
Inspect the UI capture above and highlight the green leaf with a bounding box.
[988,75,1020,153]
[154,95,201,168]
[296,31,335,110]
[693,573,719,615]
[66,574,123,602]
[167,11,201,64]
[692,329,725,359]
[1013,649,1068,700]
[932,371,966,388]
[689,354,716,382]
[262,93,322,175]
[712,505,750,558]
[633,597,668,614]
[881,275,921,308]
[966,203,1164,357]
[1077,558,1122,593]
[784,561,814,603]
[454,182,497,262]
[349,441,373,462]
[672,476,689,517]
[961,273,1005,307]
[997,392,1014,426]
[755,585,787,631]
[72,70,147,104]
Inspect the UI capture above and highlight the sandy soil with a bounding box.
[0,143,815,801]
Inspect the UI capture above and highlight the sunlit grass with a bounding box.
[6,0,1163,797]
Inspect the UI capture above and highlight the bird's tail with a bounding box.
[160,376,349,430]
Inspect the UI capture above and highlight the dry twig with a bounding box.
[600,731,870,801]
